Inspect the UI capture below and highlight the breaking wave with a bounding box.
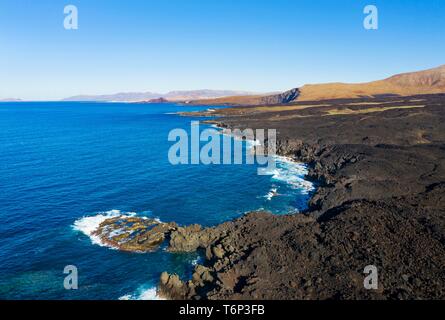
[266,156,314,194]
[119,285,164,300]
[72,209,137,248]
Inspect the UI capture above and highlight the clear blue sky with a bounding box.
[0,0,444,100]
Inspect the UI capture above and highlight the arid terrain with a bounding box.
[189,65,445,105]
[158,93,445,300]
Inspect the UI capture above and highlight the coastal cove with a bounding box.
[0,101,314,300]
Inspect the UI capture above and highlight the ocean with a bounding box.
[0,102,313,299]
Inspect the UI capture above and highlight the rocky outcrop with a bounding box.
[259,88,300,105]
[167,224,219,252]
[158,272,190,300]
[92,216,177,252]
[158,265,216,300]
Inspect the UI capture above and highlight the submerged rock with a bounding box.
[92,216,177,252]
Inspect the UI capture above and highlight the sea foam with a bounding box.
[72,209,136,248]
[264,188,278,201]
[119,286,164,300]
[264,156,315,194]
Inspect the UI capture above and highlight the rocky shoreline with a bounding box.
[156,94,445,300]
[99,94,444,299]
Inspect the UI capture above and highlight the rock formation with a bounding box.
[92,216,177,252]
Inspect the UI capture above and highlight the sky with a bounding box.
[0,0,444,100]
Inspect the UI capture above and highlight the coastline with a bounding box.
[155,119,324,300]
[2,0,444,303]
[157,94,445,300]
[67,103,316,300]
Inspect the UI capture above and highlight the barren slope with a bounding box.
[189,65,445,105]
[298,65,445,101]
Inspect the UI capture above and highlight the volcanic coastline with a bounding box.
[157,93,445,300]
[86,92,445,300]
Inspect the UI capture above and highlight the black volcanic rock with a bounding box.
[92,216,177,252]
[259,88,300,105]
[158,93,445,300]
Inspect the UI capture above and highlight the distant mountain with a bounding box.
[0,98,22,102]
[62,90,259,102]
[62,92,160,102]
[61,65,445,104]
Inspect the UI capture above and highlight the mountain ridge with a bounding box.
[62,90,261,102]
[52,65,445,104]
[0,98,22,102]
[189,64,445,105]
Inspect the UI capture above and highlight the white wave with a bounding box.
[119,286,164,300]
[72,209,136,248]
[265,188,278,200]
[219,129,259,145]
[264,156,315,194]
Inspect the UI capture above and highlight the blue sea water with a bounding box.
[0,102,313,300]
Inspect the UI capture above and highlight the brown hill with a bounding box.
[190,65,445,105]
[298,64,445,101]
